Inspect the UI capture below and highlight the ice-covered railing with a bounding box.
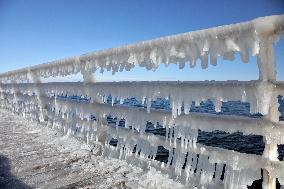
[1,81,282,116]
[0,14,284,189]
[0,15,283,83]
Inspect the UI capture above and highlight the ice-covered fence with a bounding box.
[0,14,284,189]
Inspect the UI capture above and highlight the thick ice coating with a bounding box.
[1,88,284,145]
[0,15,283,82]
[1,86,283,188]
[0,14,284,189]
[0,80,280,116]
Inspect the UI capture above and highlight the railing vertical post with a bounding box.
[27,68,46,122]
[258,37,278,189]
[82,70,95,83]
[257,37,276,82]
[263,98,278,189]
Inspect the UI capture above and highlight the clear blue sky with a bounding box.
[0,0,283,81]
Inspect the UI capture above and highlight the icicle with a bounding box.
[223,165,261,189]
[147,97,151,113]
[215,163,224,181]
[81,70,95,83]
[167,148,174,168]
[214,98,223,112]
[119,97,124,104]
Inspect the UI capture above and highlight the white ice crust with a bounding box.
[0,15,283,82]
[0,14,284,189]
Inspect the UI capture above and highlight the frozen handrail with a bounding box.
[0,14,284,188]
[1,80,282,116]
[50,96,284,144]
[2,91,283,187]
[1,90,284,145]
[47,109,269,170]
[0,14,283,82]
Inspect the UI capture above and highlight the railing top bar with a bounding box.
[1,80,263,86]
[2,80,284,86]
[0,14,283,82]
